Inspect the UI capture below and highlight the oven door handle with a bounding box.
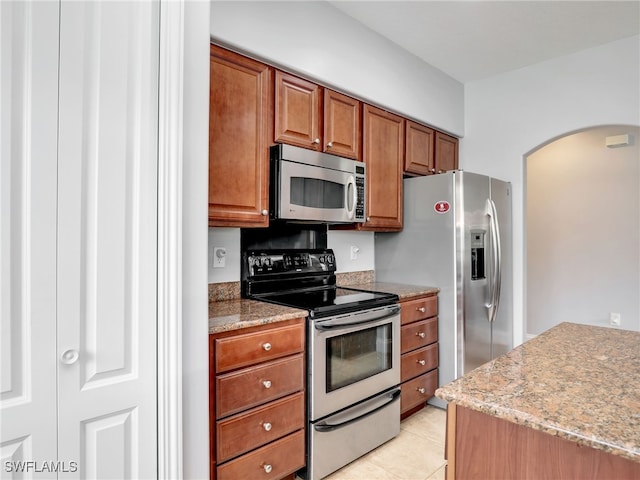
[313,306,400,331]
[313,388,401,432]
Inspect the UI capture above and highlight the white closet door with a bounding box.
[56,2,159,479]
[1,2,59,477]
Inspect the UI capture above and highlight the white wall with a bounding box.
[527,126,639,334]
[209,0,464,137]
[182,1,211,479]
[462,35,640,343]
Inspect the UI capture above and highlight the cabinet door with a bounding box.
[274,70,323,150]
[57,2,159,478]
[209,45,271,227]
[362,104,404,231]
[405,120,435,176]
[435,131,459,173]
[323,89,361,159]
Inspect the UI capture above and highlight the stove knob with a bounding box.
[328,254,334,263]
[254,257,262,267]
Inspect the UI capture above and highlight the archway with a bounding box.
[525,125,639,336]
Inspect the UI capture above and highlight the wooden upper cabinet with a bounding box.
[323,89,361,159]
[361,104,404,231]
[208,44,271,227]
[435,131,459,174]
[405,120,435,176]
[275,71,362,159]
[274,70,323,150]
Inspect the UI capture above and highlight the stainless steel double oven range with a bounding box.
[243,248,401,480]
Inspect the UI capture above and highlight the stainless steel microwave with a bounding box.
[270,144,366,223]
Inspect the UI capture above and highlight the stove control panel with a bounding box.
[246,249,336,277]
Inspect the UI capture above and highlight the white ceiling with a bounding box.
[328,1,640,83]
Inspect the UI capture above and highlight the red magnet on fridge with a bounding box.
[434,201,450,214]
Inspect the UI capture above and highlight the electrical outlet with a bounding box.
[350,245,360,260]
[213,247,226,268]
[609,312,621,326]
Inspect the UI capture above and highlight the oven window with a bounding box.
[290,177,344,209]
[326,324,392,392]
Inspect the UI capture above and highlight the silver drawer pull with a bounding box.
[263,464,273,474]
[417,387,426,394]
[417,307,426,313]
[416,332,426,338]
[417,359,426,365]
[262,342,272,351]
[262,380,272,389]
[263,422,272,431]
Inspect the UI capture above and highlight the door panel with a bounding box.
[56,2,159,478]
[0,2,59,475]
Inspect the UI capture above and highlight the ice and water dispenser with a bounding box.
[470,230,486,280]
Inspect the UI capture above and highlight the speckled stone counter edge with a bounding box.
[435,322,640,463]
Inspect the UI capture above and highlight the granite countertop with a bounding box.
[436,322,640,462]
[338,280,439,300]
[208,298,307,334]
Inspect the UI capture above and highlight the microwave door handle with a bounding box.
[346,176,357,220]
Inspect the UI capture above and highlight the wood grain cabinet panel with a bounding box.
[399,294,439,420]
[401,370,438,414]
[401,296,438,325]
[434,131,459,174]
[323,89,361,159]
[401,317,438,354]
[214,323,304,373]
[401,344,439,382]
[209,44,271,227]
[405,120,435,176]
[210,318,306,480]
[216,392,304,463]
[217,429,305,480]
[216,353,304,419]
[274,70,323,150]
[361,104,404,231]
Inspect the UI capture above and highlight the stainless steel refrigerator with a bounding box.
[375,171,512,407]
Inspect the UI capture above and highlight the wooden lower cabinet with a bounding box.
[445,405,640,480]
[210,318,306,480]
[400,294,439,419]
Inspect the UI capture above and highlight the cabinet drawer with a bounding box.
[214,322,305,373]
[401,343,438,382]
[400,370,438,414]
[401,317,438,354]
[217,429,305,480]
[401,296,437,325]
[217,392,305,463]
[216,354,304,418]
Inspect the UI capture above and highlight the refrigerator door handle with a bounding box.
[485,198,502,323]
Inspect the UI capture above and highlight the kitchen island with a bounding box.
[436,322,640,480]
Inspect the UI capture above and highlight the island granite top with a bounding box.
[435,322,640,462]
[208,298,307,334]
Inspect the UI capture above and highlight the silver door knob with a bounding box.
[60,349,79,365]
[417,307,426,313]
[261,209,268,216]
[430,168,436,173]
[417,359,426,365]
[417,387,426,394]
[262,342,272,351]
[262,380,272,389]
[263,422,272,431]
[416,332,426,338]
[313,138,320,144]
[326,141,333,148]
[263,464,273,474]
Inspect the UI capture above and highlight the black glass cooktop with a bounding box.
[257,286,398,318]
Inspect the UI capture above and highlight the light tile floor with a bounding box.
[323,406,447,480]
